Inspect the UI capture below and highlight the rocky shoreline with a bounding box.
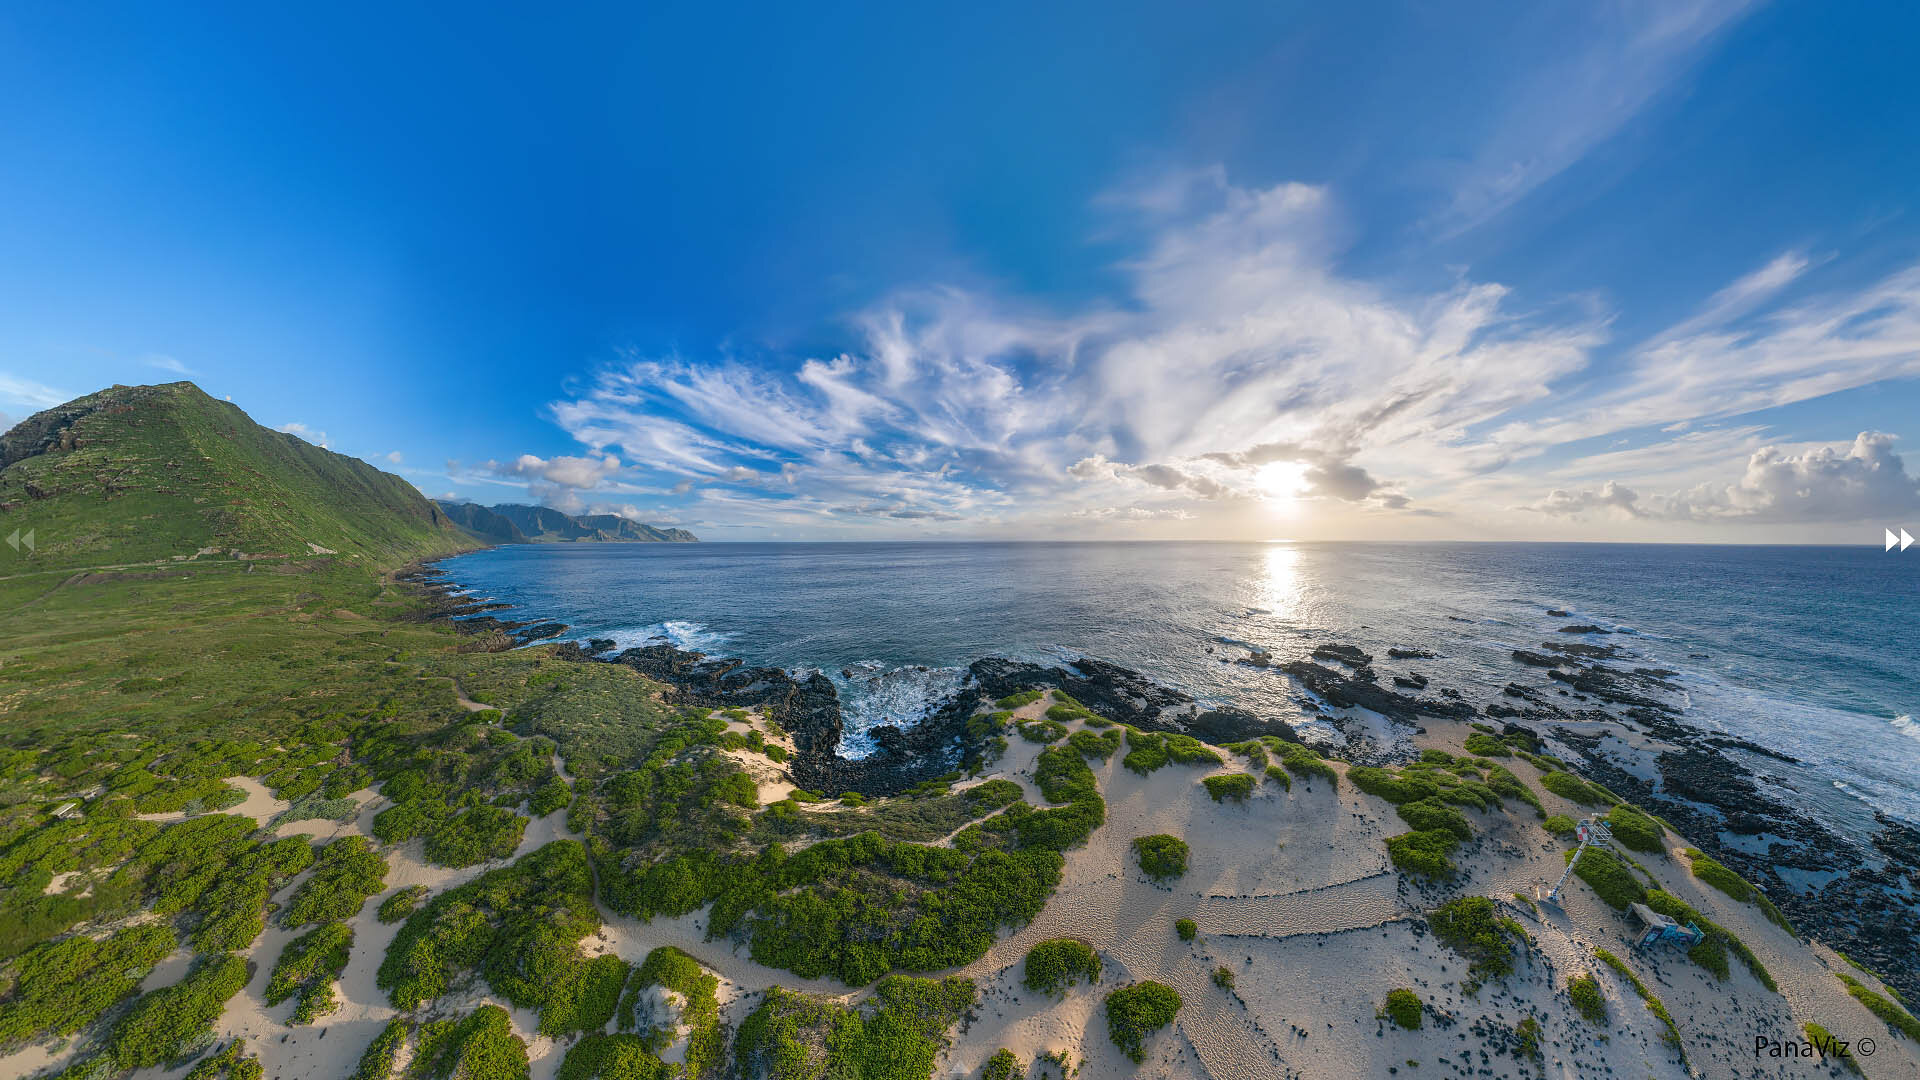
[399,561,1919,1003]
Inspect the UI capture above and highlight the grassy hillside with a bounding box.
[0,382,470,573]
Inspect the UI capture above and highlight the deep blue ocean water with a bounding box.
[439,541,1919,830]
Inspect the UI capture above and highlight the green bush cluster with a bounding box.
[1385,828,1460,878]
[379,841,613,1036]
[1131,834,1190,882]
[1202,773,1255,803]
[1683,847,1794,931]
[283,835,388,927]
[996,689,1044,709]
[1211,965,1234,989]
[1568,973,1606,1024]
[600,746,1104,987]
[1462,733,1511,757]
[1016,719,1068,744]
[732,975,976,1080]
[265,921,353,1023]
[1380,987,1422,1029]
[1022,938,1102,995]
[1542,814,1577,836]
[1569,845,1645,910]
[1175,918,1197,941]
[378,884,430,923]
[1802,1021,1865,1077]
[109,953,251,1071]
[1270,739,1338,786]
[1540,770,1612,806]
[1426,896,1519,987]
[623,946,720,1075]
[1837,974,1920,1041]
[1604,804,1665,853]
[411,1005,530,1080]
[1121,728,1222,775]
[1067,728,1122,761]
[349,1018,409,1080]
[981,1049,1020,1080]
[0,921,174,1044]
[557,1033,673,1080]
[1104,981,1181,1063]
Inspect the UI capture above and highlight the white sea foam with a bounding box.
[834,662,968,759]
[601,620,736,655]
[1891,714,1920,742]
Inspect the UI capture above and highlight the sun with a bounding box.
[1255,461,1311,503]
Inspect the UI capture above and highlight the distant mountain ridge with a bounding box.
[436,500,697,544]
[0,382,470,569]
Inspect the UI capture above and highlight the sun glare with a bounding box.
[1256,461,1311,503]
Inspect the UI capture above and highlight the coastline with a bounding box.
[411,553,1920,1004]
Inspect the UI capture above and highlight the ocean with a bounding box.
[437,541,1919,832]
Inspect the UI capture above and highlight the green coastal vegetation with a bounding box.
[0,383,1881,1078]
[1104,981,1182,1062]
[1022,938,1102,995]
[1131,833,1191,882]
[1380,988,1423,1029]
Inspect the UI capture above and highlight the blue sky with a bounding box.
[3,0,1918,540]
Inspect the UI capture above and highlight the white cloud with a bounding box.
[0,373,72,411]
[141,354,196,376]
[505,168,1919,539]
[385,451,404,464]
[278,422,330,449]
[1431,0,1757,235]
[1530,432,1920,524]
[482,452,624,493]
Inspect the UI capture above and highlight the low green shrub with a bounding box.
[1570,846,1644,910]
[1017,718,1068,744]
[1837,974,1920,1041]
[1104,981,1181,1063]
[1568,973,1606,1024]
[1395,798,1471,840]
[1022,938,1102,995]
[265,922,353,1024]
[1541,771,1611,806]
[1605,804,1665,853]
[1067,728,1122,760]
[0,922,175,1044]
[1131,834,1190,882]
[1212,965,1234,989]
[1175,918,1197,941]
[1462,733,1511,757]
[1427,896,1518,986]
[109,953,251,1070]
[1542,814,1577,836]
[1264,765,1291,790]
[1803,1021,1866,1076]
[996,689,1044,709]
[1381,987,1422,1029]
[348,1019,408,1080]
[1386,829,1459,878]
[378,884,429,923]
[981,1049,1020,1080]
[282,836,387,927]
[1202,773,1255,803]
[410,1004,530,1080]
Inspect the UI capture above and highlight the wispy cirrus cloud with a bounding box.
[472,169,1917,539]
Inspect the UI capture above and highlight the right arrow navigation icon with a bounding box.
[1888,527,1915,552]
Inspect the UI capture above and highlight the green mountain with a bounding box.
[0,382,472,571]
[437,500,697,543]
